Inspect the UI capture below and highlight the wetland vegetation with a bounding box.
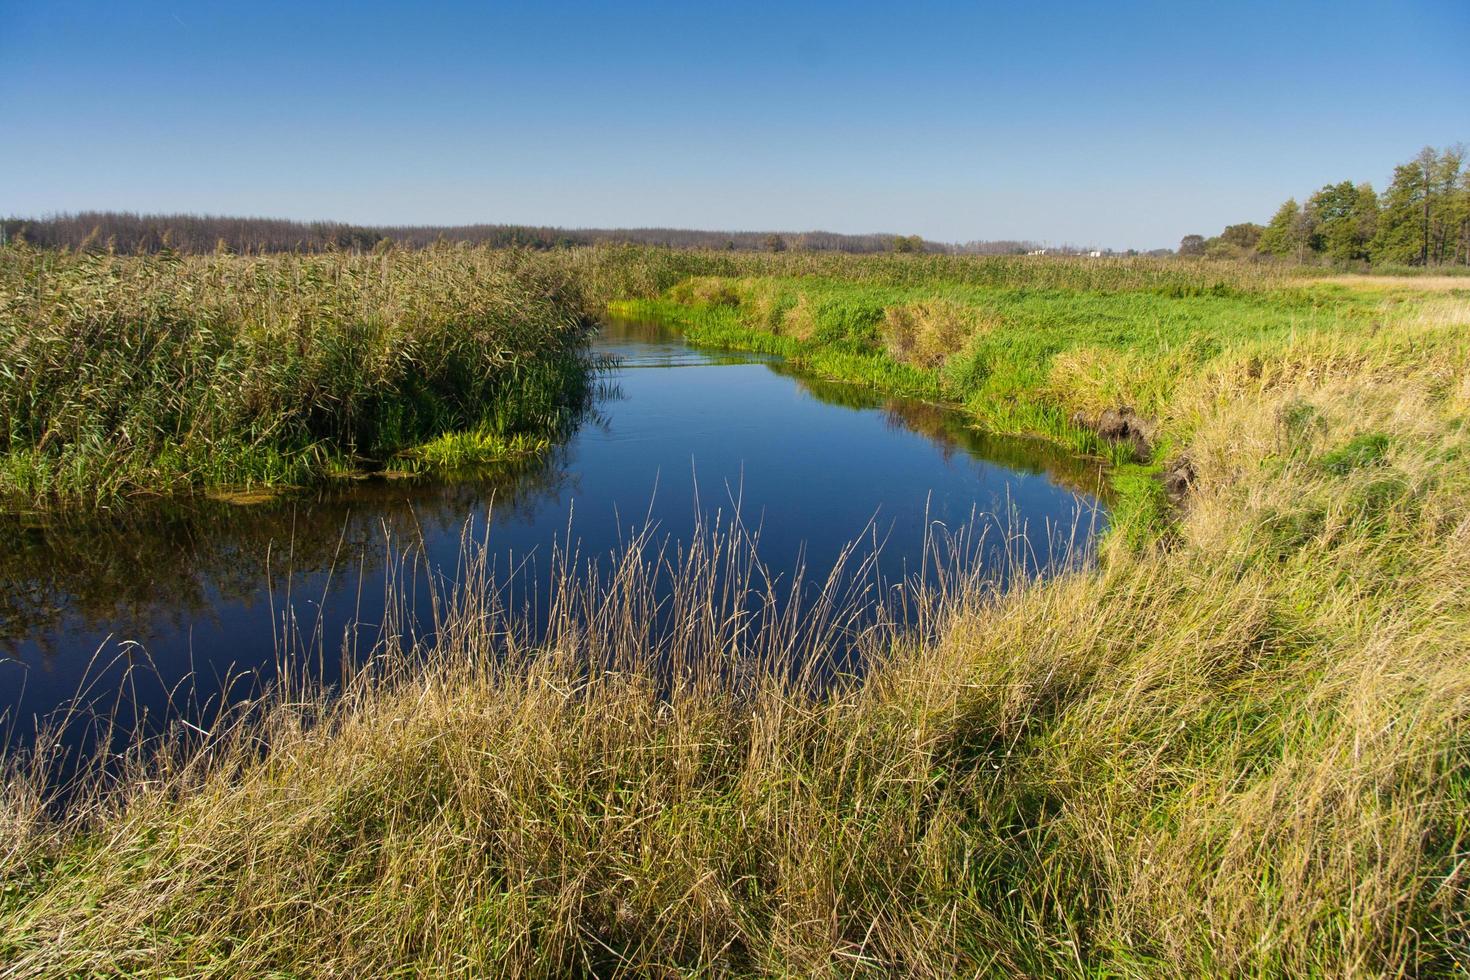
[0,246,596,506]
[1,242,1467,976]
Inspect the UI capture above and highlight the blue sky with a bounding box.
[2,1,1466,249]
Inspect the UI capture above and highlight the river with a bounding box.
[0,317,1107,753]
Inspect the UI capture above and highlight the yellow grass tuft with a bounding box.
[880,299,996,369]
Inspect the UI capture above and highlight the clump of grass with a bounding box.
[1319,431,1391,474]
[398,428,551,471]
[879,298,992,368]
[665,275,740,307]
[779,291,819,340]
[0,245,595,507]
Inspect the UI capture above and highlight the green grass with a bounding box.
[2,252,1468,976]
[608,270,1417,543]
[397,428,552,471]
[613,274,1387,422]
[0,245,596,507]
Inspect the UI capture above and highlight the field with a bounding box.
[2,248,1468,976]
[0,246,595,507]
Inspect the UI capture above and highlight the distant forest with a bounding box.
[0,211,1120,258]
[1184,144,1470,266]
[0,213,1019,257]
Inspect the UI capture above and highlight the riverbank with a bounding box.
[2,254,1467,975]
[609,271,1414,545]
[0,246,595,508]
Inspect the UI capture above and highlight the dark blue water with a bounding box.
[0,318,1106,748]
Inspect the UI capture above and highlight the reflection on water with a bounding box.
[0,317,1107,750]
[0,454,568,655]
[773,363,1112,502]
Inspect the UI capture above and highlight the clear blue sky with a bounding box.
[2,1,1466,249]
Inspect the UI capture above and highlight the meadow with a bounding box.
[2,247,1468,976]
[0,246,595,507]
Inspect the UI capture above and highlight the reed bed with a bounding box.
[1,253,1467,975]
[0,245,594,506]
[565,245,1303,310]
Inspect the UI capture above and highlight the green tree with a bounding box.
[1177,234,1206,256]
[1371,146,1465,265]
[1219,222,1264,251]
[1373,155,1428,264]
[1428,146,1465,264]
[1257,199,1314,260]
[1204,222,1263,258]
[1352,183,1381,259]
[762,233,787,253]
[1454,165,1470,265]
[1307,181,1376,262]
[893,235,924,253]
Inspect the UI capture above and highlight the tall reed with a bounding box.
[0,245,594,506]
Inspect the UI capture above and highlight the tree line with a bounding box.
[0,212,948,256]
[0,212,1133,258]
[1181,144,1469,266]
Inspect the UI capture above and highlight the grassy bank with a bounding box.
[609,269,1415,542]
[2,254,1468,975]
[0,245,594,507]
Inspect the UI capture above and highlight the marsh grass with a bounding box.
[394,429,552,471]
[1,252,1467,976]
[608,262,1414,542]
[0,245,595,507]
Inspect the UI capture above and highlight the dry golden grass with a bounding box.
[880,299,997,369]
[1309,273,1470,293]
[780,292,820,341]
